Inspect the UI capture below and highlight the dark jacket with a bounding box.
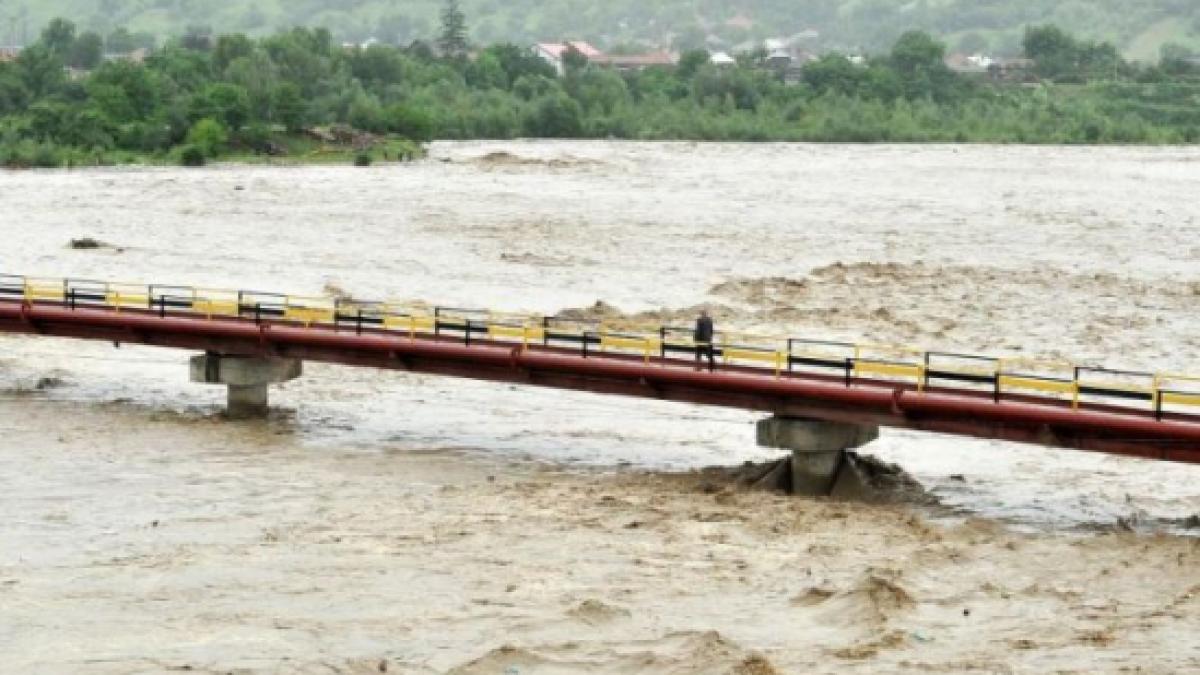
[694,316,714,344]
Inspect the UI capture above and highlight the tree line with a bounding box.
[15,0,1200,58]
[1,18,1199,168]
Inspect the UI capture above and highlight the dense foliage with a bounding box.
[8,0,1200,59]
[1,19,1198,167]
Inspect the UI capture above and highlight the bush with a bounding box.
[384,103,435,141]
[348,96,387,134]
[179,145,206,166]
[185,117,228,157]
[522,93,584,137]
[354,151,372,166]
[30,142,64,168]
[233,123,274,153]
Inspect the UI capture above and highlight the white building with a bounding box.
[532,41,603,76]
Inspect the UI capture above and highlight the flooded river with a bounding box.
[2,142,1199,673]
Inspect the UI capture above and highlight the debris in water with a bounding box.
[68,237,106,249]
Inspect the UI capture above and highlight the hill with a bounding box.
[2,0,1199,60]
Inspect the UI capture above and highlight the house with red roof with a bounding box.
[532,41,604,75]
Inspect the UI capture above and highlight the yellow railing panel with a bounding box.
[601,335,657,352]
[284,307,335,325]
[1000,375,1078,397]
[1081,380,1155,396]
[105,292,149,309]
[1157,373,1200,388]
[600,334,660,362]
[383,315,436,333]
[724,347,786,375]
[24,283,65,302]
[855,361,923,380]
[488,324,546,343]
[192,299,240,317]
[1162,392,1200,407]
[999,375,1075,394]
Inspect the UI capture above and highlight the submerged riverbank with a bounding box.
[0,132,424,169]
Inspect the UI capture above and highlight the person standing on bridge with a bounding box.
[694,309,715,371]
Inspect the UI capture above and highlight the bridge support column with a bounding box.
[189,353,302,419]
[756,416,879,496]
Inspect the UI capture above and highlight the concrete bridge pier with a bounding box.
[756,416,879,496]
[189,352,302,419]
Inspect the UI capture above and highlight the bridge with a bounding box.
[3,274,1199,495]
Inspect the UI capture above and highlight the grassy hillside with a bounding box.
[3,0,1200,59]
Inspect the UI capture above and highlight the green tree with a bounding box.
[1024,25,1079,79]
[181,25,213,52]
[803,55,867,97]
[68,31,104,70]
[272,83,307,131]
[115,28,155,52]
[105,28,138,54]
[348,45,409,87]
[890,31,946,78]
[512,73,559,100]
[87,60,162,121]
[561,45,589,75]
[465,52,506,89]
[186,117,228,156]
[192,82,251,130]
[889,31,959,101]
[1160,43,1198,76]
[214,34,255,73]
[384,103,434,141]
[40,18,77,59]
[522,92,583,137]
[263,28,336,97]
[570,68,629,115]
[481,44,556,87]
[0,65,29,115]
[677,50,709,80]
[438,0,468,59]
[348,94,387,133]
[16,45,66,99]
[226,52,279,121]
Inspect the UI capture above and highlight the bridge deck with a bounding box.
[1,275,1199,463]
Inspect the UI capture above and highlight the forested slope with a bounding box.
[5,1,1199,59]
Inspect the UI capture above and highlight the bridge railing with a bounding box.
[2,272,1198,418]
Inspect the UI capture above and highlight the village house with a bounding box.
[945,52,993,75]
[710,51,736,67]
[102,47,149,65]
[532,41,603,75]
[0,45,21,63]
[534,41,679,74]
[946,53,1036,82]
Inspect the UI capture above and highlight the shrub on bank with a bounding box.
[0,140,65,168]
[179,145,206,167]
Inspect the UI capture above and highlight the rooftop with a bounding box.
[534,41,603,59]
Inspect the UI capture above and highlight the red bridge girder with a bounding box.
[2,299,1199,463]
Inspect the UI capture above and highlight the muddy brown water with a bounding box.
[2,142,1199,672]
